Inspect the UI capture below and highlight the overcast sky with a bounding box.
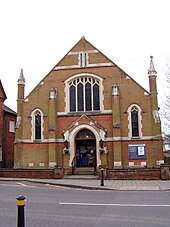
[0,0,170,112]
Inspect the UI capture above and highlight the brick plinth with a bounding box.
[107,168,161,180]
[0,168,64,179]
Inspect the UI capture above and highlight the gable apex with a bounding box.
[25,37,150,100]
[68,36,99,52]
[63,114,106,136]
[53,37,115,70]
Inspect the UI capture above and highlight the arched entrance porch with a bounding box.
[75,129,96,171]
[68,124,102,168]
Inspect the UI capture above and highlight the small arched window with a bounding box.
[35,111,41,139]
[127,104,142,139]
[31,109,44,141]
[131,106,139,137]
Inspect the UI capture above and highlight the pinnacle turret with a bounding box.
[148,56,157,76]
[18,69,25,85]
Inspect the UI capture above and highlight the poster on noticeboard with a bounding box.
[128,144,146,159]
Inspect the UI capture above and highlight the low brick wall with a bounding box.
[0,165,169,180]
[0,167,64,179]
[107,165,170,180]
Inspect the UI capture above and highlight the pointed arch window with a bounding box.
[68,77,100,112]
[131,106,139,137]
[35,111,41,139]
[127,104,143,139]
[31,109,44,141]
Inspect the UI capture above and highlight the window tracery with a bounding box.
[69,77,100,112]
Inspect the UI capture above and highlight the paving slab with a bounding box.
[0,178,170,191]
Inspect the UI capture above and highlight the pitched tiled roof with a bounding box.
[3,105,16,115]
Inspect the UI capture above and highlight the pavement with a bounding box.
[1,177,170,191]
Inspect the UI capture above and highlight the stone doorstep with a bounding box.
[64,174,99,180]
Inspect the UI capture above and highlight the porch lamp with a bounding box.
[99,139,104,149]
[64,140,69,149]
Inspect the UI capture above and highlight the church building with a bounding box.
[14,37,164,175]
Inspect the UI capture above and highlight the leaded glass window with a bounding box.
[131,106,139,137]
[69,77,100,112]
[78,83,84,111]
[35,111,41,139]
[93,84,100,110]
[70,85,76,111]
[85,83,92,111]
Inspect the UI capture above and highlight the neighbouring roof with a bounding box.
[0,80,7,101]
[3,105,17,115]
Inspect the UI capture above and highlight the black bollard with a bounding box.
[17,195,25,227]
[100,168,104,186]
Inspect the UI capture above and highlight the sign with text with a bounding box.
[128,144,146,159]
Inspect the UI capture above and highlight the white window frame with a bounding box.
[65,73,104,113]
[127,104,143,139]
[31,109,44,141]
[9,120,15,133]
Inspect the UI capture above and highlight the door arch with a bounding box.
[68,124,102,167]
[75,129,96,169]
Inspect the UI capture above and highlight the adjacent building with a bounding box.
[0,80,16,168]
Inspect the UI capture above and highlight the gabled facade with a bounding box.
[0,80,16,168]
[14,37,164,173]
